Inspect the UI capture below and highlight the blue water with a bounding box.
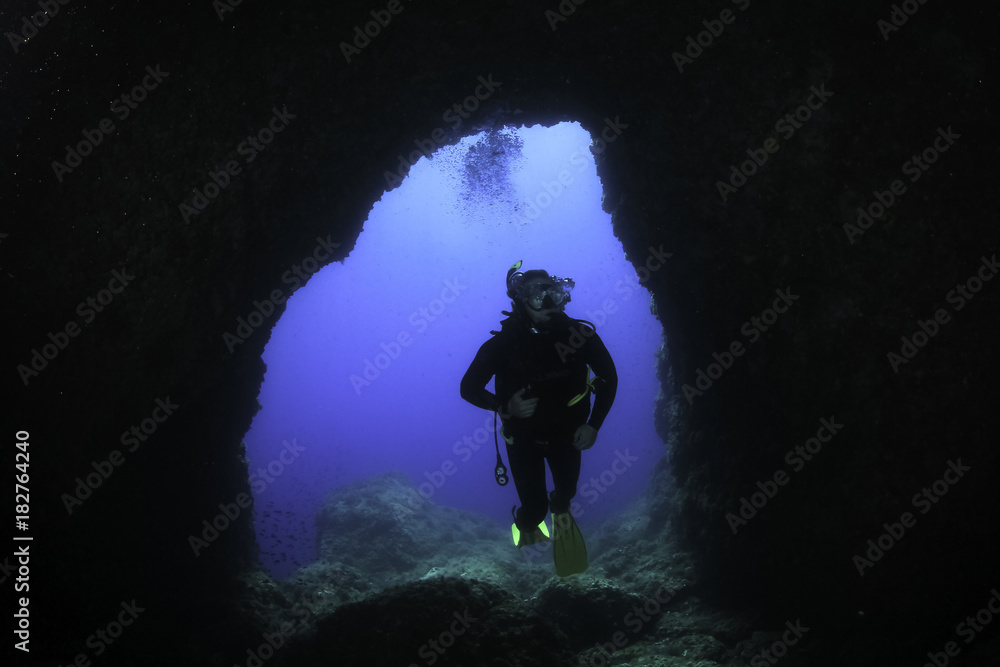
[244,122,666,578]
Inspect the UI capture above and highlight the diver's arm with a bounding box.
[584,332,618,430]
[460,338,504,413]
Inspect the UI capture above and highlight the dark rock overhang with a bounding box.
[6,1,998,665]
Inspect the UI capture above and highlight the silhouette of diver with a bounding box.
[460,261,617,575]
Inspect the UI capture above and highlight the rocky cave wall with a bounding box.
[6,0,998,664]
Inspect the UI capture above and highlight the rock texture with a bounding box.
[235,472,766,667]
[6,1,997,666]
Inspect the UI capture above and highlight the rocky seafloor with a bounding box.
[230,471,814,667]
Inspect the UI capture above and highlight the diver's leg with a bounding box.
[547,438,588,575]
[546,437,582,514]
[506,440,549,531]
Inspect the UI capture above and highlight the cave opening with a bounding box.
[243,121,667,579]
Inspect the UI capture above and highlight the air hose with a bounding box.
[493,408,509,486]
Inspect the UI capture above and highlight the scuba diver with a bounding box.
[460,261,617,576]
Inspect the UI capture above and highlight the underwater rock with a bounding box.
[535,577,657,652]
[314,472,514,581]
[275,576,577,667]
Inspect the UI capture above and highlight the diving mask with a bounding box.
[505,261,575,312]
[522,277,574,311]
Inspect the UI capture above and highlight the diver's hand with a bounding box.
[573,424,597,451]
[508,388,538,418]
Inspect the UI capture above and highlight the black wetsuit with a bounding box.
[460,309,618,533]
